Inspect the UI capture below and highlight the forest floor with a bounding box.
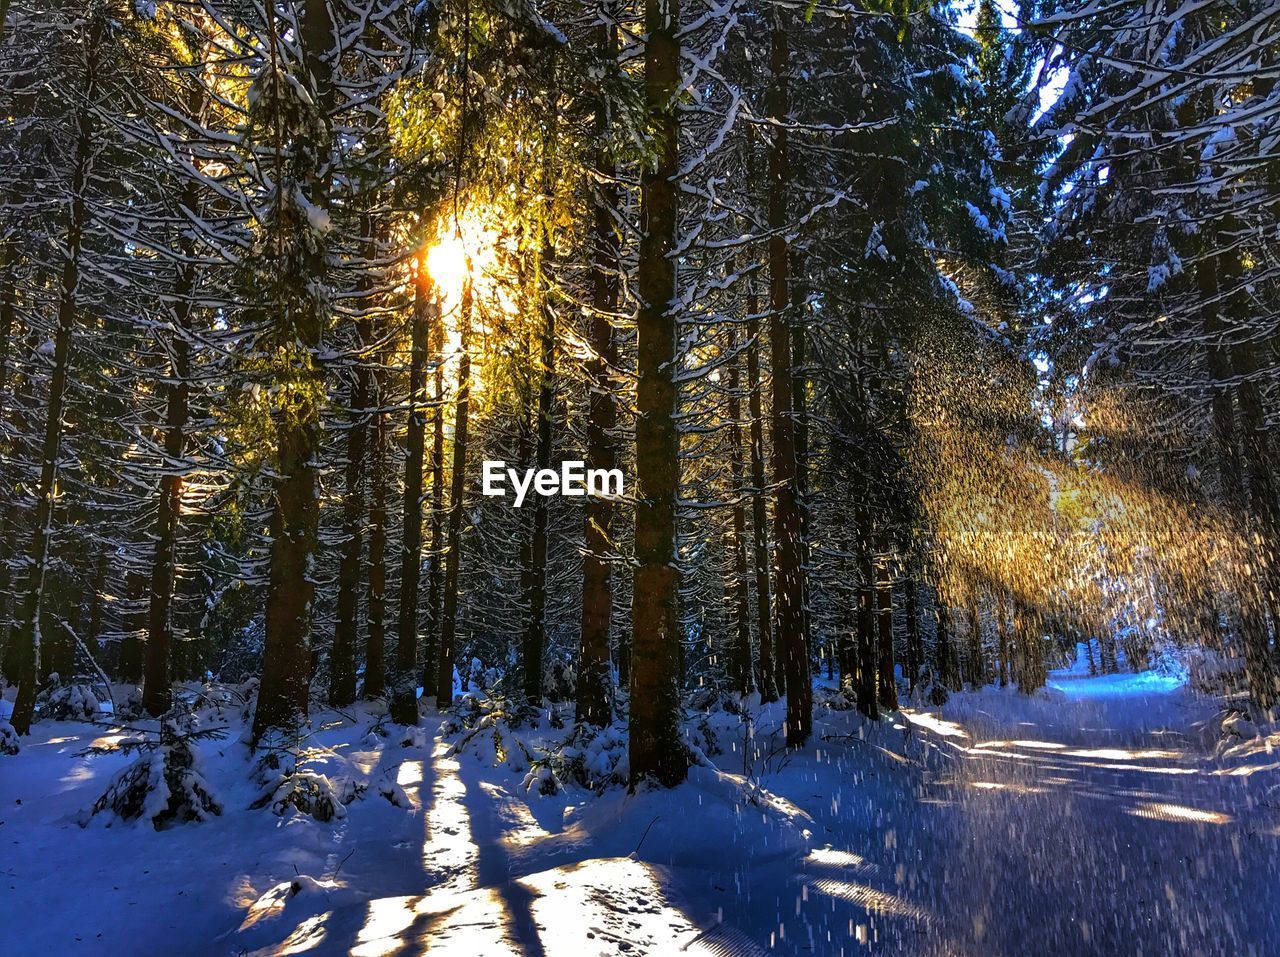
[2,663,1278,957]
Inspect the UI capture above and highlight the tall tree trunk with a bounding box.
[364,383,388,699]
[996,592,1010,687]
[876,541,897,711]
[854,503,879,719]
[436,280,473,708]
[746,292,776,700]
[1232,337,1280,675]
[906,574,922,693]
[576,4,621,727]
[10,14,101,734]
[117,570,147,684]
[391,274,432,725]
[0,359,33,683]
[522,240,556,704]
[0,204,18,672]
[1013,602,1045,693]
[1200,253,1275,708]
[330,350,369,707]
[629,0,687,787]
[766,12,810,747]
[937,599,956,691]
[966,595,983,687]
[726,324,753,696]
[142,57,213,716]
[253,0,337,740]
[423,285,446,696]
[141,258,195,717]
[86,548,106,651]
[790,254,811,663]
[330,219,378,707]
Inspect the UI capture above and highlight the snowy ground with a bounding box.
[2,666,1277,957]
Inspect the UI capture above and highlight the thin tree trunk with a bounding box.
[1230,337,1280,706]
[10,14,101,733]
[364,384,388,699]
[423,285,446,696]
[937,600,956,691]
[876,542,897,711]
[966,596,983,687]
[790,253,811,664]
[330,219,378,707]
[116,570,147,684]
[0,360,33,683]
[86,548,106,651]
[522,236,556,704]
[1200,253,1275,708]
[854,503,879,719]
[766,12,810,747]
[391,274,432,725]
[141,259,194,717]
[746,292,776,701]
[629,0,687,787]
[997,592,1010,687]
[727,324,753,696]
[576,4,620,727]
[436,280,473,708]
[906,574,922,693]
[330,348,369,707]
[142,57,213,715]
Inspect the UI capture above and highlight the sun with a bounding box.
[425,230,470,300]
[419,212,508,321]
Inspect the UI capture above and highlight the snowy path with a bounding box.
[295,676,1278,957]
[4,675,1277,957]
[750,674,1280,957]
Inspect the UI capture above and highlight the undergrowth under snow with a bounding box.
[2,663,1278,956]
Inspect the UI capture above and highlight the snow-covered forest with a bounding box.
[2,0,1279,954]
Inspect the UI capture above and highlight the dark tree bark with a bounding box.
[0,361,33,685]
[906,574,923,693]
[629,0,687,788]
[576,6,621,727]
[766,12,810,747]
[329,354,369,708]
[86,549,106,651]
[253,0,337,740]
[1225,262,1280,707]
[117,570,147,684]
[422,283,446,695]
[364,379,388,699]
[391,274,432,725]
[746,293,776,701]
[854,503,879,719]
[1013,602,1045,693]
[10,13,102,734]
[330,219,378,708]
[522,241,556,704]
[436,280,473,708]
[726,324,753,696]
[876,542,897,712]
[965,596,983,687]
[997,592,1010,686]
[937,600,957,691]
[141,256,194,718]
[1199,253,1276,708]
[790,254,811,662]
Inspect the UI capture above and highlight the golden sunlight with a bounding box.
[424,230,469,300]
[420,212,511,322]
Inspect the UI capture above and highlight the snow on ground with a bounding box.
[2,665,1278,956]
